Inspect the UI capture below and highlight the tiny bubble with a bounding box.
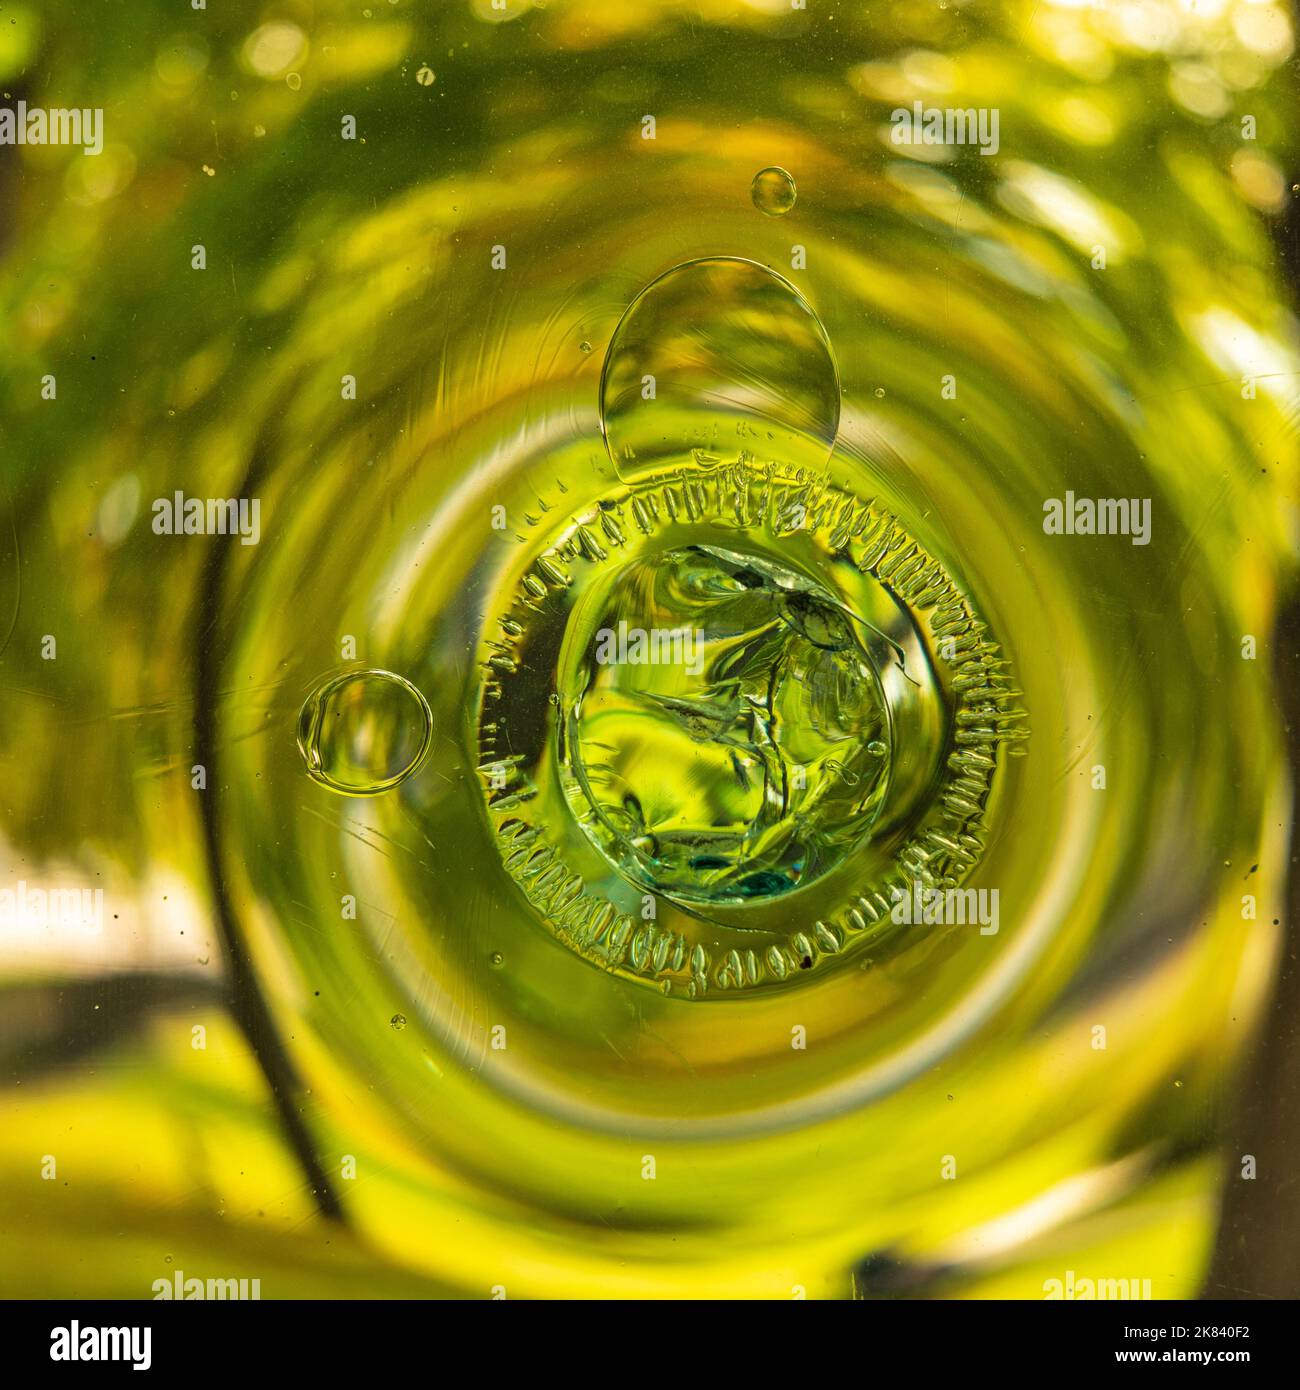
[390,1013,407,1030]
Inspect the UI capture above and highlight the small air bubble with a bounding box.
[751,166,797,217]
[390,1013,407,1030]
[599,257,840,474]
[297,669,433,796]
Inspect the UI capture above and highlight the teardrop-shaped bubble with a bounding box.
[599,256,840,476]
[296,668,433,796]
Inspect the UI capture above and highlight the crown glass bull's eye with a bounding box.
[475,451,1025,997]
